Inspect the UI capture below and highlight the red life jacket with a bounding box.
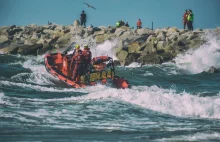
[183,13,188,21]
[82,48,92,63]
[137,20,142,26]
[71,53,83,64]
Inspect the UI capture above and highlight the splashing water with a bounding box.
[173,31,220,74]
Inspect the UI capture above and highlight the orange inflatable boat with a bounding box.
[44,52,130,89]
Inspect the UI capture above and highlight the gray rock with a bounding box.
[114,27,127,37]
[128,42,141,53]
[56,36,71,48]
[177,35,190,46]
[43,29,55,35]
[157,31,166,41]
[31,33,40,40]
[157,41,167,49]
[17,44,43,55]
[207,66,220,73]
[113,60,121,66]
[118,31,133,40]
[0,35,8,44]
[125,53,140,66]
[141,42,157,55]
[8,28,23,36]
[138,52,162,65]
[117,50,128,66]
[107,26,116,33]
[137,28,154,36]
[94,30,105,36]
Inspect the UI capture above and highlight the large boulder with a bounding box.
[114,27,127,37]
[138,52,162,65]
[43,29,55,35]
[146,35,157,43]
[56,35,71,48]
[118,31,133,40]
[167,27,179,33]
[157,41,167,49]
[188,39,205,49]
[17,44,43,55]
[207,66,220,73]
[125,53,140,66]
[37,44,54,55]
[0,35,8,44]
[94,30,105,36]
[117,50,128,66]
[177,35,190,46]
[113,60,121,66]
[7,28,23,36]
[137,28,154,36]
[159,52,175,62]
[156,31,166,41]
[107,26,116,33]
[3,44,20,54]
[31,33,41,40]
[141,42,157,54]
[128,42,142,53]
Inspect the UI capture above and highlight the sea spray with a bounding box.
[173,31,220,74]
[68,35,118,60]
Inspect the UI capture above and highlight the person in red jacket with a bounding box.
[70,49,83,81]
[137,19,142,29]
[82,45,92,73]
[182,10,188,30]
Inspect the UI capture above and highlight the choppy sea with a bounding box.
[1,32,220,141]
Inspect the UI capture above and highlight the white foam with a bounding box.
[11,72,54,85]
[125,62,142,68]
[55,85,220,119]
[143,71,153,76]
[0,92,5,105]
[154,132,220,141]
[93,40,118,60]
[67,35,118,60]
[173,32,220,74]
[0,92,14,106]
[17,85,220,120]
[0,80,87,93]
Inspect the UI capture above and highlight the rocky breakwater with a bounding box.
[0,22,218,66]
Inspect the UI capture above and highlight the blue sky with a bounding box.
[0,0,220,29]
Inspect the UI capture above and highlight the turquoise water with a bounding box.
[1,52,220,141]
[1,32,220,141]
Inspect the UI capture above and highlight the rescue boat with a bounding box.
[44,52,130,89]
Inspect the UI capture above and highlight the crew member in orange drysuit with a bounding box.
[70,49,83,81]
[82,45,92,73]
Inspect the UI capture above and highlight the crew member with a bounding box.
[82,45,92,72]
[70,49,83,81]
[72,44,82,56]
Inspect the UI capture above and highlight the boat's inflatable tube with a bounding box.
[92,56,111,64]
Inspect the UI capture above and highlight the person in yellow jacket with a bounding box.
[187,9,194,31]
[116,21,120,27]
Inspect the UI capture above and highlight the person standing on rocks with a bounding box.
[137,19,142,29]
[182,10,188,30]
[187,9,194,31]
[80,10,87,27]
[125,22,129,27]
